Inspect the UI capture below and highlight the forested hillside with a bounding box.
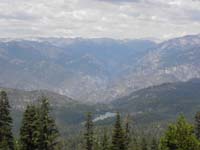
[1,90,200,150]
[0,87,110,136]
[1,78,200,140]
[113,79,200,124]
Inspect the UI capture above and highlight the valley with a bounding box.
[1,78,200,137]
[0,35,200,103]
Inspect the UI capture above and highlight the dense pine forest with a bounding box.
[1,90,200,150]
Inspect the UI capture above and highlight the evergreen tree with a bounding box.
[20,105,40,150]
[160,115,200,150]
[132,136,139,150]
[195,111,200,140]
[93,134,100,150]
[124,115,130,150]
[14,139,21,150]
[38,96,59,150]
[111,112,125,150]
[141,137,148,150]
[0,91,14,150]
[101,129,109,150]
[150,137,158,150]
[84,112,94,150]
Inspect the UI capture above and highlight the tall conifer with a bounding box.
[150,137,158,150]
[0,91,14,150]
[101,129,109,150]
[195,111,200,140]
[84,112,94,150]
[38,96,59,150]
[20,105,40,150]
[141,137,148,150]
[111,112,125,150]
[124,114,130,150]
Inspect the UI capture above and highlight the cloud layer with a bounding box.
[0,0,200,40]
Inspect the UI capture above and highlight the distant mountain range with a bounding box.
[109,34,200,99]
[0,34,200,102]
[0,38,156,102]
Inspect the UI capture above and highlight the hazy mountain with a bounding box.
[110,34,200,98]
[0,38,155,102]
[1,34,200,103]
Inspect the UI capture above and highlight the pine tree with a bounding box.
[101,129,109,150]
[14,139,20,150]
[38,96,59,150]
[84,112,94,150]
[0,91,14,150]
[111,112,125,150]
[20,105,40,150]
[195,111,200,140]
[124,115,130,150]
[132,136,139,150]
[141,137,148,150]
[130,122,139,150]
[150,137,158,150]
[160,115,200,150]
[93,135,100,150]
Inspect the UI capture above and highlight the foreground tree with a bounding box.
[141,137,148,150]
[20,97,59,150]
[160,115,200,150]
[195,111,200,140]
[111,112,125,150]
[101,129,110,150]
[84,112,94,150]
[93,135,100,150]
[38,97,59,150]
[20,105,40,150]
[124,115,131,150]
[0,91,14,150]
[150,137,158,150]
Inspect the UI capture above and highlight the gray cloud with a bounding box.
[0,0,199,40]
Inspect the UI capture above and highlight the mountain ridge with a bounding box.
[0,34,200,103]
[0,38,156,102]
[112,78,200,124]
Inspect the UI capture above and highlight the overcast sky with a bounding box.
[0,0,200,40]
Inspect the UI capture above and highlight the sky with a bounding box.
[0,0,200,40]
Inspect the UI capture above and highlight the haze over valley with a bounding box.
[1,34,200,103]
[1,0,200,149]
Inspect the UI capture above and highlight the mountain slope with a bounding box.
[110,34,200,97]
[0,87,110,135]
[1,34,200,103]
[0,38,155,102]
[112,79,200,123]
[3,79,200,135]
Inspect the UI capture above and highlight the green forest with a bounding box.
[1,90,200,150]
